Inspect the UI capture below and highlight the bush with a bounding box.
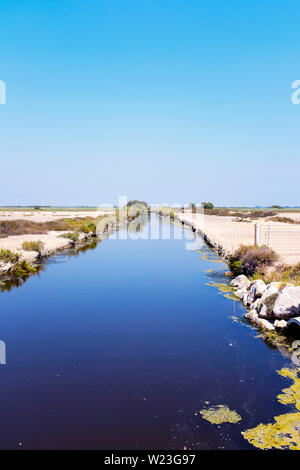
[267,262,300,286]
[10,260,36,277]
[79,222,97,234]
[229,245,279,277]
[59,232,80,242]
[202,202,214,210]
[0,248,19,263]
[22,240,44,254]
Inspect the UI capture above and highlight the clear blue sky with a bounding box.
[0,0,299,207]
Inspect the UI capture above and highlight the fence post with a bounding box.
[255,223,260,246]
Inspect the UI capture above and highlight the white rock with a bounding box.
[250,298,261,310]
[273,286,300,318]
[259,304,269,318]
[260,283,279,304]
[230,275,250,289]
[235,288,247,299]
[19,251,39,263]
[0,261,14,274]
[244,310,259,322]
[274,319,287,329]
[242,293,249,305]
[250,280,267,299]
[257,318,275,330]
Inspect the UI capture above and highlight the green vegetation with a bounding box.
[229,245,279,277]
[242,367,300,450]
[59,232,80,242]
[22,240,44,254]
[266,262,300,286]
[0,248,19,263]
[199,405,241,424]
[10,260,36,277]
[202,201,214,210]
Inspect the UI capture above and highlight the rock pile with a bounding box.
[230,275,300,332]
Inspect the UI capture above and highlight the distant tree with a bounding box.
[189,203,196,213]
[34,206,41,210]
[202,202,214,210]
[271,205,282,209]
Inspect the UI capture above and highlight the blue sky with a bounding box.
[0,0,299,206]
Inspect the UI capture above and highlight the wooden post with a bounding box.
[255,223,260,246]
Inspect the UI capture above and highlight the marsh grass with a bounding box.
[267,216,300,224]
[22,240,44,253]
[58,232,80,242]
[10,260,36,277]
[266,263,300,286]
[0,248,19,263]
[0,216,103,238]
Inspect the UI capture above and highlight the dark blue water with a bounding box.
[0,221,292,449]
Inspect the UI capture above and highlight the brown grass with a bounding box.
[267,216,299,224]
[0,217,103,238]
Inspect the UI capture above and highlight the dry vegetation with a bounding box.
[229,245,279,277]
[0,248,19,263]
[266,263,300,286]
[229,244,300,285]
[267,216,300,224]
[22,240,45,253]
[0,216,102,238]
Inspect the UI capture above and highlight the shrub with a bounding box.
[267,262,300,286]
[0,248,19,263]
[59,232,80,242]
[10,260,36,277]
[22,240,44,254]
[229,245,279,277]
[202,202,214,210]
[267,216,298,224]
[79,222,97,233]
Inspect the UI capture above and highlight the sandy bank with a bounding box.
[0,210,112,223]
[177,212,300,265]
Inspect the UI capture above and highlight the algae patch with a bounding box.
[206,282,238,301]
[242,367,300,450]
[199,405,242,424]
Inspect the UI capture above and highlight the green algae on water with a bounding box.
[206,282,239,301]
[199,405,242,424]
[242,367,300,450]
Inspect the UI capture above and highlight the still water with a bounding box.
[0,220,294,449]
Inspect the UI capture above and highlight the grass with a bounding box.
[10,260,36,277]
[265,263,300,286]
[0,248,19,263]
[58,232,80,242]
[267,216,300,224]
[22,240,44,253]
[205,209,278,218]
[229,244,300,286]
